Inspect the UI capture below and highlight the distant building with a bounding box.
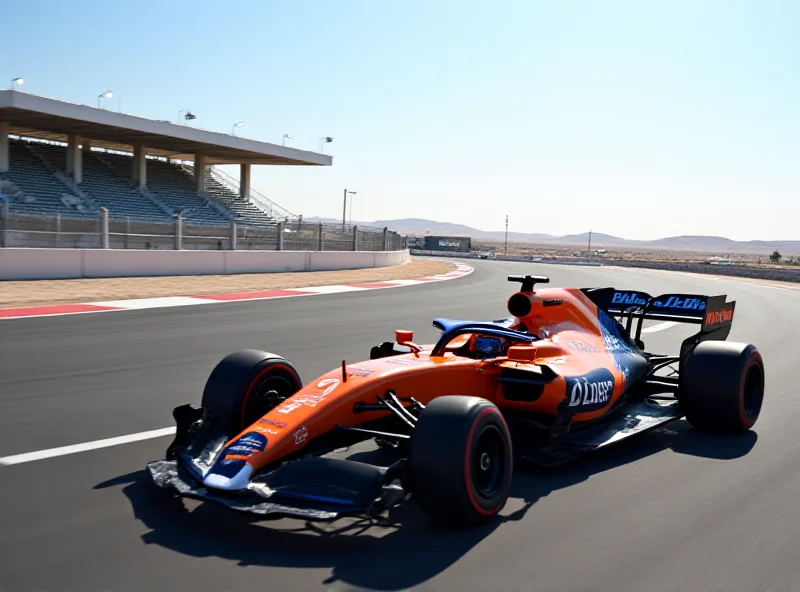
[423,236,472,252]
[707,257,733,265]
[407,236,425,249]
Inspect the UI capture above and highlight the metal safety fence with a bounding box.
[0,206,407,252]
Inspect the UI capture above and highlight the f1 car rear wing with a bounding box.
[581,288,736,352]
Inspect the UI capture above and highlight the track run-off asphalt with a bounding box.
[1,259,799,592]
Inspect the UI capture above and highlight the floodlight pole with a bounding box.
[504,215,509,255]
[343,189,356,227]
[97,91,113,109]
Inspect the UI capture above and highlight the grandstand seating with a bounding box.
[0,142,94,217]
[1,139,286,227]
[98,152,231,226]
[28,142,166,221]
[203,173,277,226]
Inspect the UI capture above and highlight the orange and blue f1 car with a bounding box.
[148,275,765,526]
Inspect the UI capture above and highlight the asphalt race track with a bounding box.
[2,259,799,592]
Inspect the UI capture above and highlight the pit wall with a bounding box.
[0,248,411,280]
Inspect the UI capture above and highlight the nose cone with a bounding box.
[203,462,253,490]
[202,431,266,490]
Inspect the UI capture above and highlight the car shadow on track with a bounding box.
[95,421,757,591]
[503,422,759,521]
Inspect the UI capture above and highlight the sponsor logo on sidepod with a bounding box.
[565,368,616,412]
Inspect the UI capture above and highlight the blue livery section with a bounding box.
[222,432,267,457]
[564,367,616,412]
[206,432,267,479]
[646,293,707,317]
[587,288,710,320]
[597,308,650,388]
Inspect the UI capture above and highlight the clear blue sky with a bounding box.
[5,0,798,240]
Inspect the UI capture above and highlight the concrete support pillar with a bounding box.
[100,207,109,249]
[277,221,284,250]
[82,139,91,153]
[318,223,324,251]
[1,199,9,247]
[66,134,83,183]
[230,221,237,250]
[132,144,146,188]
[352,225,358,251]
[174,215,183,250]
[239,163,251,199]
[66,142,73,175]
[0,122,9,173]
[194,153,207,195]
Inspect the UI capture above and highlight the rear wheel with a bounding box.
[201,349,302,438]
[409,396,513,526]
[679,341,764,433]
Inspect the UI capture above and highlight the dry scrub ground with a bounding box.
[0,258,454,308]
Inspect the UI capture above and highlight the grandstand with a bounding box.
[0,90,331,227]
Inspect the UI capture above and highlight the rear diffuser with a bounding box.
[524,399,682,467]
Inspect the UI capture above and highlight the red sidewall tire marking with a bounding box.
[239,363,300,431]
[738,352,762,428]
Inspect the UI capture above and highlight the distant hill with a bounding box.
[305,217,799,255]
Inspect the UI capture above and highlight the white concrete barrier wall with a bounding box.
[0,248,411,280]
[83,249,228,278]
[0,248,85,280]
[223,251,310,274]
[308,251,376,271]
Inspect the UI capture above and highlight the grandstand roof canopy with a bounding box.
[0,90,332,166]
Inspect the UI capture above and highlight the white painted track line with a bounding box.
[0,426,176,466]
[91,296,217,309]
[292,285,368,294]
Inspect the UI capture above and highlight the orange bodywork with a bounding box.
[227,287,643,474]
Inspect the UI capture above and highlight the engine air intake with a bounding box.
[508,293,533,318]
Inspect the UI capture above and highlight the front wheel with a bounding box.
[201,349,303,438]
[408,396,513,526]
[679,341,764,433]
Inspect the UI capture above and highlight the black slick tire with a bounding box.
[201,349,302,438]
[679,341,765,433]
[409,396,513,526]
